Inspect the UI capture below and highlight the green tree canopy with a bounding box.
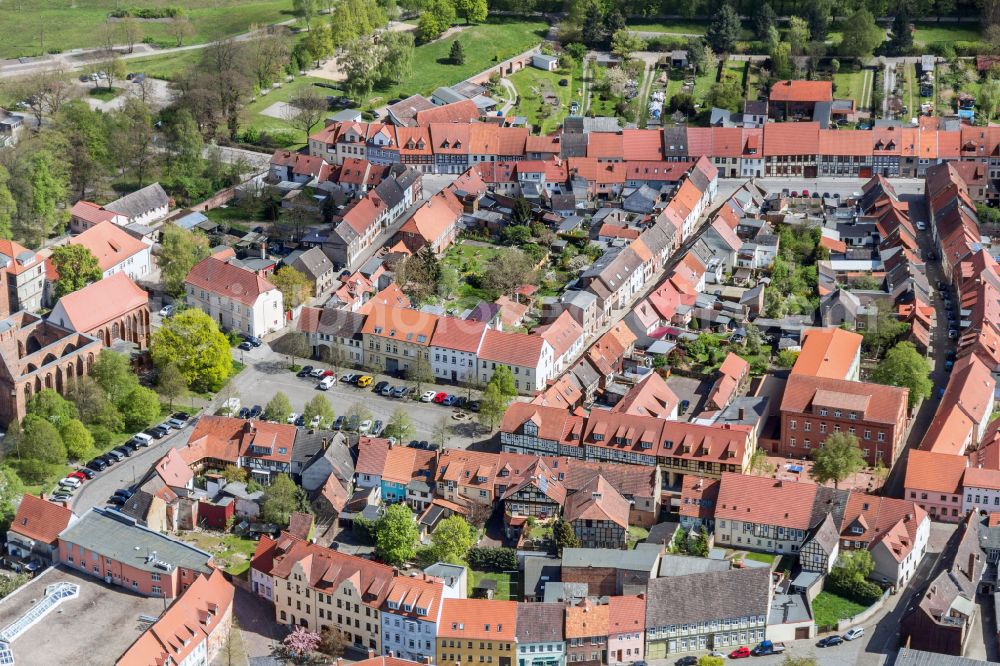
[91,350,139,407]
[262,474,308,525]
[375,503,418,566]
[26,389,78,426]
[264,392,293,422]
[386,407,415,441]
[157,225,210,297]
[553,518,580,553]
[430,515,476,563]
[60,419,96,461]
[270,266,312,312]
[706,3,741,53]
[157,362,187,409]
[51,244,102,299]
[839,9,884,59]
[18,415,67,467]
[490,365,517,398]
[119,385,162,431]
[303,394,335,427]
[0,467,24,532]
[151,309,233,393]
[449,40,466,65]
[871,341,932,409]
[810,431,866,489]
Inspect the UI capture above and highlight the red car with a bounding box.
[322,370,337,378]
[432,392,448,404]
[68,471,87,481]
[729,647,751,659]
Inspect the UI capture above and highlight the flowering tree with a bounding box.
[283,626,321,660]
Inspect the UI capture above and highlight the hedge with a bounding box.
[825,571,883,606]
[467,547,517,572]
[109,7,184,19]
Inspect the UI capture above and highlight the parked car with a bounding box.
[295,414,306,427]
[359,419,373,434]
[420,390,437,402]
[373,381,389,394]
[310,415,321,428]
[340,373,357,384]
[333,416,345,430]
[346,415,360,431]
[310,367,326,378]
[58,477,82,489]
[114,446,133,458]
[380,384,394,396]
[107,495,126,506]
[238,341,253,351]
[945,360,954,371]
[68,471,88,481]
[159,304,175,317]
[52,492,73,502]
[949,329,959,339]
[166,417,186,429]
[468,400,481,412]
[287,412,300,424]
[318,376,336,390]
[442,394,458,406]
[357,375,373,388]
[105,449,125,463]
[679,399,690,414]
[432,392,448,404]
[322,370,336,378]
[87,458,108,472]
[243,335,263,347]
[674,657,697,666]
[297,366,314,377]
[916,221,927,230]
[817,635,844,648]
[729,647,750,659]
[453,396,467,408]
[843,627,865,641]
[145,427,166,440]
[751,640,786,656]
[392,385,409,398]
[131,433,153,447]
[249,405,263,418]
[371,420,385,436]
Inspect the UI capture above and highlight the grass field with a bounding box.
[88,86,122,101]
[692,63,720,106]
[833,70,870,111]
[903,61,916,117]
[179,531,260,576]
[812,591,867,629]
[1,0,294,59]
[243,75,333,145]
[469,571,515,600]
[913,23,981,47]
[362,19,548,107]
[508,66,574,134]
[743,551,777,565]
[626,18,753,40]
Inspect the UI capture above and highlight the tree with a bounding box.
[449,40,466,65]
[706,3,740,53]
[283,626,321,659]
[118,386,160,431]
[0,165,15,240]
[157,363,187,409]
[386,407,415,441]
[262,473,307,525]
[158,226,211,297]
[223,465,248,483]
[787,17,811,55]
[0,467,24,533]
[432,416,452,450]
[378,31,414,85]
[417,0,456,42]
[807,4,830,43]
[699,657,725,666]
[686,37,708,74]
[454,0,488,24]
[168,16,196,47]
[303,394,335,428]
[120,17,143,53]
[264,392,293,423]
[835,549,875,580]
[375,503,418,565]
[271,266,312,312]
[478,382,508,431]
[839,9,884,59]
[610,29,645,60]
[26,389,78,426]
[17,415,67,476]
[407,355,435,394]
[338,37,384,97]
[691,527,710,556]
[318,626,346,658]
[891,8,913,53]
[431,514,476,562]
[871,341,931,409]
[50,244,102,299]
[111,98,155,186]
[511,196,533,226]
[483,248,536,298]
[60,419,96,461]
[151,309,234,393]
[293,0,320,30]
[10,149,69,246]
[91,349,139,407]
[175,39,253,140]
[753,3,776,40]
[491,366,517,399]
[68,376,121,431]
[346,402,373,425]
[749,447,774,475]
[553,518,580,553]
[285,88,328,142]
[581,2,605,47]
[810,431,866,489]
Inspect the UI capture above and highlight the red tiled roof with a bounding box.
[439,599,518,640]
[70,200,117,226]
[50,272,147,334]
[715,472,818,529]
[781,373,908,425]
[769,80,833,103]
[535,310,583,358]
[791,327,862,380]
[564,474,630,528]
[362,303,439,346]
[478,328,547,368]
[66,220,148,273]
[9,494,73,545]
[416,100,480,125]
[762,122,820,156]
[186,256,277,306]
[608,595,646,635]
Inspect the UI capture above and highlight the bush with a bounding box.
[646,35,689,52]
[353,516,376,544]
[109,6,183,18]
[826,570,883,605]
[467,547,517,572]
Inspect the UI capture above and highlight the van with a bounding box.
[131,433,153,447]
[318,376,336,390]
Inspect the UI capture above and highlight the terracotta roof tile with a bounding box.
[439,599,518,640]
[9,494,73,545]
[185,257,278,306]
[715,472,818,529]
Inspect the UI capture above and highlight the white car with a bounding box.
[159,304,174,317]
[310,415,321,428]
[842,627,865,641]
[287,412,300,424]
[318,376,336,390]
[309,367,325,378]
[420,390,437,402]
[58,477,82,489]
[359,419,373,434]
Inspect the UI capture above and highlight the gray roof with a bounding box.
[523,555,561,599]
[220,481,264,501]
[571,359,601,388]
[895,648,998,666]
[533,54,559,65]
[516,602,565,643]
[292,430,349,467]
[562,543,661,571]
[658,554,731,577]
[432,87,467,104]
[290,247,334,281]
[424,562,465,587]
[105,182,168,219]
[373,176,406,211]
[803,512,840,555]
[768,592,811,625]
[646,567,771,627]
[312,308,366,339]
[119,490,154,523]
[59,508,213,575]
[542,581,589,604]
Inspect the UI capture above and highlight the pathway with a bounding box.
[498,77,518,115]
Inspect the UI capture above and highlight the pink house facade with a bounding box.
[608,595,646,666]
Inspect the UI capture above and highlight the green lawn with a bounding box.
[441,241,506,311]
[627,525,649,548]
[362,19,548,107]
[691,64,720,106]
[626,19,710,35]
[469,570,514,600]
[122,49,203,81]
[903,61,916,118]
[832,71,869,111]
[243,75,339,148]
[179,531,260,576]
[913,24,981,47]
[0,0,295,59]
[88,86,122,101]
[743,551,777,565]
[508,66,575,134]
[812,591,867,629]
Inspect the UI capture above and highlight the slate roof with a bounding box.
[290,246,334,281]
[105,182,168,219]
[562,543,661,571]
[645,567,771,627]
[515,602,565,643]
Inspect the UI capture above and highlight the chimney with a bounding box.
[393,567,399,577]
[968,553,978,581]
[738,407,745,420]
[368,649,376,659]
[322,438,330,450]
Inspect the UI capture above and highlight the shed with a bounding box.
[670,50,689,69]
[532,54,559,71]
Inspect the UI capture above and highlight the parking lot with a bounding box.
[230,344,493,449]
[0,565,166,665]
